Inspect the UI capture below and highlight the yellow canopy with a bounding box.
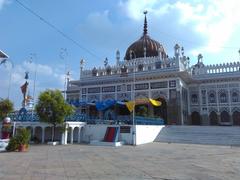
[125,98,162,112]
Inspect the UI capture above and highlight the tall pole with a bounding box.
[131,50,136,146]
[60,48,68,100]
[30,53,37,110]
[133,58,136,145]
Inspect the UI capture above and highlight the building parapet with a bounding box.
[191,61,240,77]
[80,56,187,79]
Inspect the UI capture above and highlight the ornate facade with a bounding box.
[66,14,240,126]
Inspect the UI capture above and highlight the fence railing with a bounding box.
[8,112,165,125]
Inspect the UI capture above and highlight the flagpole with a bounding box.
[130,50,136,146]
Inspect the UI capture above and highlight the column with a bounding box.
[41,127,45,144]
[32,127,35,139]
[70,127,74,144]
[64,124,68,145]
[78,127,81,144]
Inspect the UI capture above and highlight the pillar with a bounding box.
[32,127,35,139]
[78,127,81,144]
[64,128,68,145]
[70,127,74,144]
[41,127,45,144]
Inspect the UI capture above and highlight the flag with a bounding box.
[20,82,28,94]
[149,98,162,106]
[125,101,135,112]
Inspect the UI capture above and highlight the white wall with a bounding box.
[81,125,133,144]
[136,125,165,145]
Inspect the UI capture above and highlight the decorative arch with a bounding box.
[73,127,80,143]
[208,90,216,103]
[34,126,42,143]
[219,90,228,103]
[138,64,144,71]
[191,111,201,125]
[233,111,240,126]
[231,90,239,102]
[26,126,33,139]
[220,111,230,123]
[209,111,218,125]
[44,127,52,142]
[191,94,198,104]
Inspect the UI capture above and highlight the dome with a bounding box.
[124,12,167,60]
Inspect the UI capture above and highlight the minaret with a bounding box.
[143,11,148,35]
[80,59,85,79]
[116,50,120,65]
[174,44,180,58]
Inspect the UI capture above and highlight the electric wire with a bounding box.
[14,0,102,60]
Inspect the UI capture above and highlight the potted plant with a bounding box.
[15,128,31,152]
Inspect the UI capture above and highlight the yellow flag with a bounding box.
[149,98,162,106]
[125,101,135,112]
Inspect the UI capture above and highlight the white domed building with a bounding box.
[66,13,240,126]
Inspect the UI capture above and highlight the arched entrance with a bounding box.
[54,127,62,141]
[220,111,230,123]
[34,126,42,143]
[233,111,240,126]
[44,127,52,142]
[209,111,218,125]
[26,126,33,140]
[80,127,85,143]
[73,127,80,143]
[153,98,167,124]
[191,111,201,125]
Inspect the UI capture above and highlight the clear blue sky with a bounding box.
[0,0,240,108]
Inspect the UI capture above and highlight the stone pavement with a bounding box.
[0,143,240,180]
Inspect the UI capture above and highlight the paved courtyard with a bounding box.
[0,142,240,180]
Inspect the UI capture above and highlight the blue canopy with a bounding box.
[96,99,116,111]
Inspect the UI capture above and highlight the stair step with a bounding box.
[154,126,240,145]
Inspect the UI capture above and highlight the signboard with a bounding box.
[120,126,131,133]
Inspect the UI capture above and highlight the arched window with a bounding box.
[92,67,97,76]
[209,93,216,103]
[155,61,161,69]
[232,92,239,102]
[220,92,227,103]
[121,65,127,74]
[106,66,111,75]
[191,94,198,104]
[138,64,143,71]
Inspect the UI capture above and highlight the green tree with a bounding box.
[0,98,14,121]
[35,90,74,142]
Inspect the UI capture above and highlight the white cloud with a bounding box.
[120,0,240,54]
[0,61,66,109]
